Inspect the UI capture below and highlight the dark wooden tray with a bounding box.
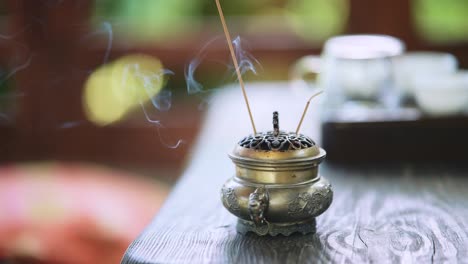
[321,112,468,163]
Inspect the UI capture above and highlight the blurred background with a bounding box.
[0,0,467,263]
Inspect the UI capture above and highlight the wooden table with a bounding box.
[122,83,468,263]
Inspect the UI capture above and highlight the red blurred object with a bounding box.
[0,163,169,264]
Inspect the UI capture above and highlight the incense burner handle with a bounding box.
[290,55,321,83]
[248,187,270,235]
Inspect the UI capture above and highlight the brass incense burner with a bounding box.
[221,112,333,236]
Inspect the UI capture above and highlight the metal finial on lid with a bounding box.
[273,111,279,137]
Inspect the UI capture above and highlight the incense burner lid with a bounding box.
[233,131,322,161]
[231,112,323,162]
[239,131,315,151]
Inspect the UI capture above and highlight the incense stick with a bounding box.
[215,0,257,134]
[295,91,323,134]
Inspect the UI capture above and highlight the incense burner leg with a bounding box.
[236,218,316,236]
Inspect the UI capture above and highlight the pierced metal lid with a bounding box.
[238,112,316,151]
[239,131,315,151]
[231,112,324,161]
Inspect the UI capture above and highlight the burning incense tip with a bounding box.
[215,0,257,134]
[295,90,324,135]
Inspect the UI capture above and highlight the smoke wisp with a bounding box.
[185,36,261,98]
[120,60,185,149]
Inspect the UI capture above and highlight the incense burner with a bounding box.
[221,112,333,236]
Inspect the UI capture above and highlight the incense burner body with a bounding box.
[221,129,333,236]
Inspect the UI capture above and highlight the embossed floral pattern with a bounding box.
[221,187,240,212]
[288,185,332,217]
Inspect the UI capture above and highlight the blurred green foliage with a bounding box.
[94,0,468,45]
[286,0,348,43]
[93,0,347,44]
[414,0,468,43]
[94,0,201,42]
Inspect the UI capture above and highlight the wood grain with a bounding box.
[122,83,468,264]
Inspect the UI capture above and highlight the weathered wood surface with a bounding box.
[122,83,468,264]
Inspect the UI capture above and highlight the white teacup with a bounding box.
[413,71,468,116]
[292,35,405,109]
[393,52,458,98]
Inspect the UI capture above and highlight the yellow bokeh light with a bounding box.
[83,54,165,126]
